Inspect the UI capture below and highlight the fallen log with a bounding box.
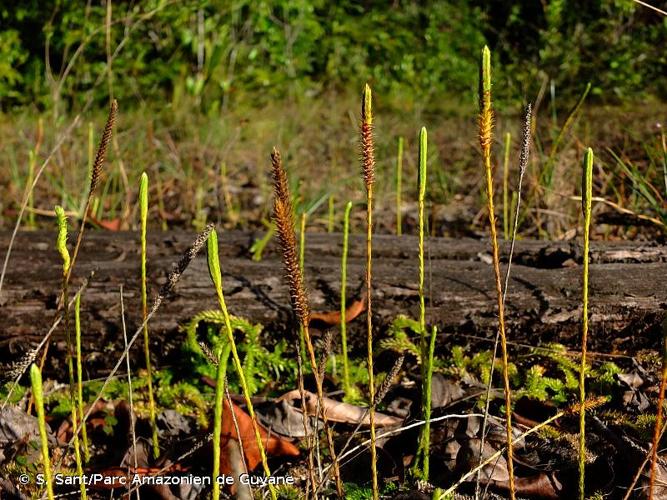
[0,230,665,377]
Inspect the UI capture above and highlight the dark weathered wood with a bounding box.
[0,230,665,377]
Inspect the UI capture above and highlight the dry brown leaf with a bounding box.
[309,293,366,327]
[278,389,401,427]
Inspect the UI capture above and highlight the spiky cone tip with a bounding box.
[478,46,493,152]
[270,149,311,326]
[361,84,375,191]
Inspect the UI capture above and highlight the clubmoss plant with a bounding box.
[396,136,404,235]
[271,148,343,496]
[30,364,54,500]
[415,126,432,479]
[341,201,354,398]
[74,294,89,462]
[361,83,379,500]
[502,132,511,240]
[479,46,515,499]
[579,147,594,500]
[207,228,277,500]
[55,205,87,500]
[139,172,159,458]
[476,103,531,498]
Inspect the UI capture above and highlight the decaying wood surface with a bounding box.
[0,230,665,376]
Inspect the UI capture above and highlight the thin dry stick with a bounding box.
[475,103,531,500]
[270,149,343,497]
[479,46,515,499]
[361,83,379,500]
[631,0,667,16]
[119,285,141,500]
[649,323,667,499]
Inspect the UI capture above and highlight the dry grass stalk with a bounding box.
[361,83,379,500]
[479,46,516,500]
[270,149,343,497]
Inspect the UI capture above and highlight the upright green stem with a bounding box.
[422,325,437,478]
[30,364,55,500]
[74,295,89,462]
[396,136,404,235]
[211,343,232,500]
[341,201,353,397]
[415,127,432,479]
[207,230,277,500]
[139,172,159,458]
[55,206,87,500]
[479,46,515,499]
[579,147,594,500]
[502,132,511,240]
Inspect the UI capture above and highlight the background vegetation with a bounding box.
[1,0,666,111]
[0,1,665,241]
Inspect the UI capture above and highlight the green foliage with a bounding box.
[182,310,297,395]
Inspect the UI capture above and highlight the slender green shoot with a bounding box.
[30,364,55,500]
[502,132,511,240]
[579,147,594,500]
[414,126,431,479]
[74,294,89,462]
[479,46,515,499]
[328,194,335,232]
[139,172,159,458]
[340,201,354,397]
[396,136,404,235]
[211,342,232,500]
[55,206,87,500]
[207,229,277,500]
